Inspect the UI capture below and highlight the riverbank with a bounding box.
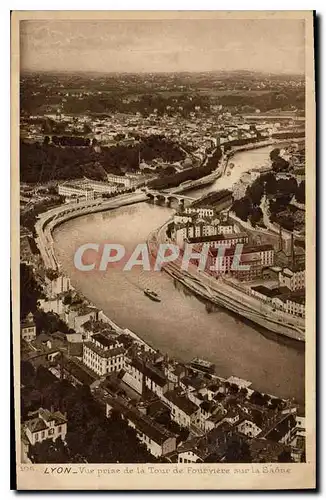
[35,136,304,271]
[147,224,305,342]
[172,139,281,195]
[35,192,147,270]
[166,137,304,196]
[219,136,305,176]
[50,140,305,403]
[53,203,304,404]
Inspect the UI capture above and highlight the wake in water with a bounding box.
[138,269,160,295]
[120,268,160,296]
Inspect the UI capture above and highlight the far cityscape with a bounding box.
[20,26,306,466]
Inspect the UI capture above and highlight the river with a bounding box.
[53,145,304,404]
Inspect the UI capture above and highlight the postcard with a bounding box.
[11,10,316,490]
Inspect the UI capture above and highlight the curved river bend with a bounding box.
[53,145,304,404]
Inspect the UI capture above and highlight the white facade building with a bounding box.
[184,206,215,218]
[107,173,143,189]
[58,183,95,201]
[122,357,170,397]
[23,408,67,447]
[46,275,71,297]
[21,312,37,342]
[284,296,305,318]
[39,297,65,316]
[237,419,262,438]
[162,390,200,429]
[83,333,125,377]
[75,178,118,195]
[279,267,305,291]
[65,305,99,332]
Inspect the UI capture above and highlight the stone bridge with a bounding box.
[145,189,196,207]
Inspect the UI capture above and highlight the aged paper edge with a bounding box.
[11,9,316,490]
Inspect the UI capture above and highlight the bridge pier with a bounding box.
[146,191,194,207]
[164,196,171,206]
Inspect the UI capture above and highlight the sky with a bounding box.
[20,18,305,74]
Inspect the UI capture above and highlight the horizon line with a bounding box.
[21,68,305,77]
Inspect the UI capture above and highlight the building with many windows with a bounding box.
[21,313,36,342]
[58,182,95,201]
[123,356,172,397]
[204,244,274,281]
[184,206,215,218]
[75,178,118,195]
[83,333,125,377]
[250,285,305,318]
[65,304,99,332]
[107,173,145,189]
[284,291,305,318]
[279,265,305,291]
[107,174,130,187]
[187,232,249,251]
[173,212,194,225]
[237,419,262,438]
[46,274,71,297]
[22,408,67,447]
[174,220,235,244]
[162,389,200,429]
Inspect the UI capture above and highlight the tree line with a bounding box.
[148,146,222,190]
[232,172,305,229]
[20,135,186,183]
[45,135,93,147]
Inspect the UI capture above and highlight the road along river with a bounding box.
[53,145,304,404]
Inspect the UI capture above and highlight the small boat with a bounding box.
[229,162,235,169]
[190,357,216,374]
[144,288,161,302]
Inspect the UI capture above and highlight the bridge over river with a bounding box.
[145,189,196,207]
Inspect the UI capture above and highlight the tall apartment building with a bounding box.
[187,232,249,251]
[205,244,274,281]
[83,333,125,377]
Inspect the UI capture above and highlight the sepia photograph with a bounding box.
[11,10,316,490]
